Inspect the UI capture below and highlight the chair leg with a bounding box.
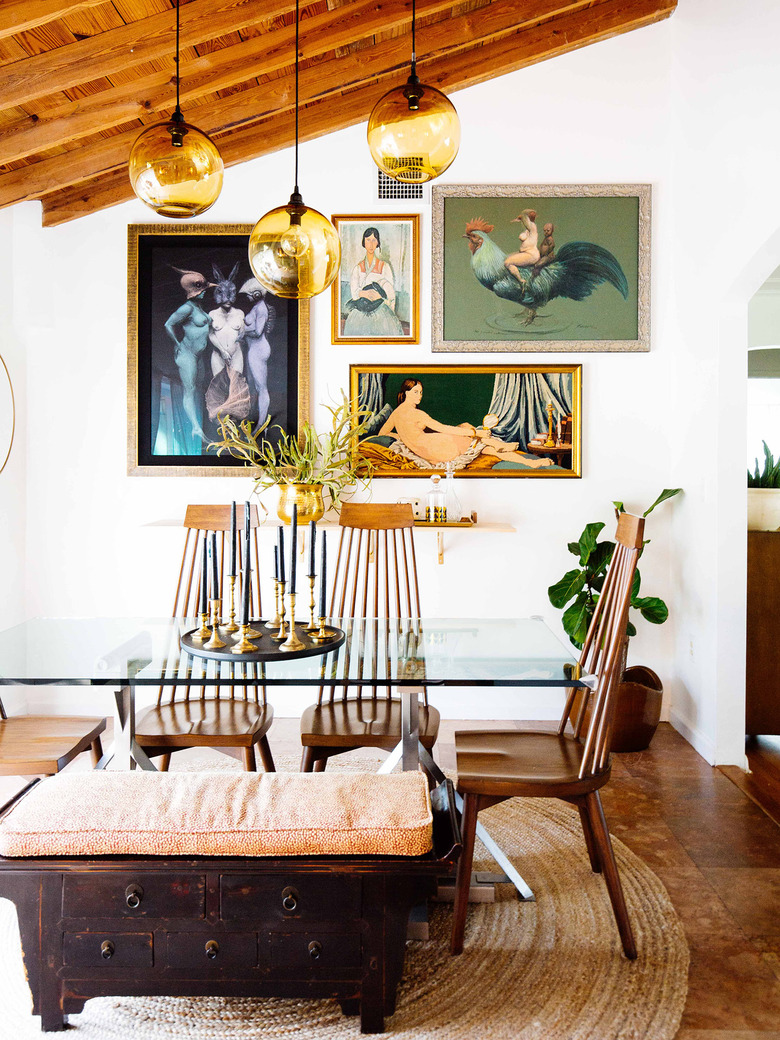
[450,791,480,955]
[584,790,637,959]
[158,752,172,772]
[89,737,103,768]
[300,746,317,772]
[257,736,275,772]
[313,756,327,772]
[242,746,257,771]
[575,799,602,874]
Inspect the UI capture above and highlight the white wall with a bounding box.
[4,0,776,760]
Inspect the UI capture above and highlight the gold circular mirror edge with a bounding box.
[0,351,15,476]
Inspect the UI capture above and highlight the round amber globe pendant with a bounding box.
[129,116,224,219]
[367,74,460,184]
[248,195,341,299]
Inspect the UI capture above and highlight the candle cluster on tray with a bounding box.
[191,501,336,656]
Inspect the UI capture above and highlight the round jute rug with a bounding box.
[0,754,688,1039]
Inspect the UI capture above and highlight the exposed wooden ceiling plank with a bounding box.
[1,0,621,204]
[0,1,111,42]
[40,0,677,225]
[0,0,299,110]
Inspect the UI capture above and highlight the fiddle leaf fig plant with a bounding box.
[548,488,682,650]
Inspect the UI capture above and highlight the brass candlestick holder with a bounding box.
[309,616,340,643]
[230,622,258,654]
[192,610,211,643]
[280,592,305,652]
[224,575,239,633]
[543,400,556,448]
[271,582,288,642]
[265,579,282,631]
[306,575,318,632]
[204,600,226,649]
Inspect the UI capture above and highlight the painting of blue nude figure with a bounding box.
[351,365,581,478]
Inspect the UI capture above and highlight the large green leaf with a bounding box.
[577,522,606,566]
[567,541,580,556]
[626,619,637,638]
[548,569,586,609]
[643,488,683,517]
[633,596,669,624]
[562,593,594,649]
[630,568,641,601]
[587,540,615,579]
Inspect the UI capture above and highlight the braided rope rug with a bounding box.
[0,753,688,1039]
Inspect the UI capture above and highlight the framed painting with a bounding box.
[331,214,420,344]
[350,364,581,478]
[431,184,650,353]
[127,224,309,476]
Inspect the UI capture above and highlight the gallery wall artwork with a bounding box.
[127,224,309,477]
[350,364,582,478]
[331,214,420,344]
[432,184,650,353]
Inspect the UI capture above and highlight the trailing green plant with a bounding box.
[548,488,683,650]
[210,394,374,509]
[747,441,780,488]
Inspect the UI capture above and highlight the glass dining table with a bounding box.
[0,615,591,900]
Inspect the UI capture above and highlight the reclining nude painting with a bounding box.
[349,364,581,478]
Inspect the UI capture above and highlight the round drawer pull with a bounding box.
[125,883,144,909]
[308,941,322,961]
[100,940,115,960]
[281,886,299,912]
[205,940,219,960]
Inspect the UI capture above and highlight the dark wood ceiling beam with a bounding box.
[40,0,677,227]
[0,1,109,40]
[0,0,612,206]
[0,0,300,110]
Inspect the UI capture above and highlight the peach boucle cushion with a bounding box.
[0,771,433,859]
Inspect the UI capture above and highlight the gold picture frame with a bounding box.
[127,224,309,477]
[331,214,420,344]
[350,363,582,478]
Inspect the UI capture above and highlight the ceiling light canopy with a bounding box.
[128,0,224,218]
[367,0,460,184]
[247,0,340,299]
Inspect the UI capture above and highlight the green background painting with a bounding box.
[442,194,639,343]
[380,371,496,429]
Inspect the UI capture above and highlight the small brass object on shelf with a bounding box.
[204,600,227,649]
[280,593,306,652]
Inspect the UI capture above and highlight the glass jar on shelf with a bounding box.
[425,473,446,523]
[443,461,463,522]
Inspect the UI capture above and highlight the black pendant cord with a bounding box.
[292,0,301,201]
[173,0,183,121]
[411,0,416,71]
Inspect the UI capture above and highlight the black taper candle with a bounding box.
[200,532,208,614]
[308,520,316,578]
[230,501,237,577]
[290,503,298,593]
[274,545,279,581]
[244,501,251,542]
[210,531,219,603]
[319,529,327,618]
[277,524,285,584]
[241,528,251,625]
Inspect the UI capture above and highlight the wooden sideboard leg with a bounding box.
[40,1006,68,1032]
[339,998,360,1016]
[359,999,385,1034]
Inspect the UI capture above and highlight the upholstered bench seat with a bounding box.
[0,770,433,859]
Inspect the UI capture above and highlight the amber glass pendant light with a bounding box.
[248,0,340,299]
[367,0,460,184]
[129,0,224,218]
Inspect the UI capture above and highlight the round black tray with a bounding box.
[181,622,345,663]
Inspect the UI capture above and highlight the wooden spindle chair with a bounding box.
[299,503,440,771]
[135,504,275,772]
[0,694,105,777]
[450,512,645,959]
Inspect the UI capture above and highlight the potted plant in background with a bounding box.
[747,441,780,531]
[211,394,373,523]
[548,488,682,752]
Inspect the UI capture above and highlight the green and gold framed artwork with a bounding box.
[350,364,582,478]
[432,184,650,353]
[127,224,309,477]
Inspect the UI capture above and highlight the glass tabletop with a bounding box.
[0,616,585,688]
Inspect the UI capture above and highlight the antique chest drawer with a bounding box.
[269,932,362,970]
[63,931,153,968]
[163,931,260,970]
[220,874,361,925]
[63,872,205,918]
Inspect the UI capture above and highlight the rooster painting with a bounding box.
[463,216,629,326]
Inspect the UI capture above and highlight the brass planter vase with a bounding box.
[276,483,325,525]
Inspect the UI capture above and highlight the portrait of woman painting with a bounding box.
[349,364,582,478]
[127,225,309,476]
[331,215,420,344]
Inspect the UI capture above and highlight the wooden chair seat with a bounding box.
[301,701,440,751]
[135,701,275,748]
[454,729,610,797]
[0,714,106,776]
